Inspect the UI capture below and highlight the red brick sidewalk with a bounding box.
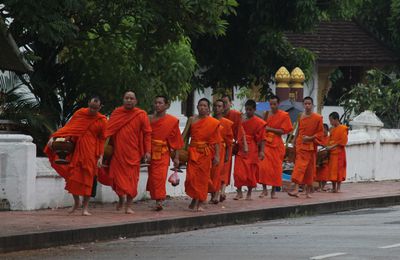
[1,181,399,239]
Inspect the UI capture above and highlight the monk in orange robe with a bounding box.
[104,91,151,214]
[221,94,247,201]
[208,99,234,204]
[146,96,184,210]
[185,98,221,211]
[44,96,107,216]
[328,112,348,193]
[258,95,293,199]
[315,123,330,191]
[233,99,266,200]
[289,96,324,198]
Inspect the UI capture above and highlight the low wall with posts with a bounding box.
[0,111,399,210]
[346,111,400,181]
[33,157,238,210]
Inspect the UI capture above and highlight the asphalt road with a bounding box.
[3,206,400,260]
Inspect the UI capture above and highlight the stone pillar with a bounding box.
[274,66,291,101]
[0,134,36,210]
[317,67,335,113]
[350,111,384,180]
[290,67,305,102]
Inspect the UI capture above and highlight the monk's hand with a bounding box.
[173,157,180,169]
[258,151,265,160]
[213,156,220,166]
[144,152,151,163]
[243,145,249,154]
[97,155,103,168]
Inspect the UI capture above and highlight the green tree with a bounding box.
[1,0,236,151]
[355,0,400,54]
[192,0,361,97]
[340,69,400,128]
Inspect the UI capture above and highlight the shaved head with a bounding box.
[124,91,136,98]
[123,91,137,110]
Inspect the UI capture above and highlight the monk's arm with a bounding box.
[181,117,193,145]
[242,134,248,152]
[97,120,107,158]
[224,144,230,162]
[213,143,220,165]
[265,126,284,135]
[258,139,265,160]
[258,139,265,154]
[142,115,152,156]
[307,118,324,144]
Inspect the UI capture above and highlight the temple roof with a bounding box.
[285,20,398,66]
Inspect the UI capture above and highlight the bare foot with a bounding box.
[219,194,226,202]
[306,194,312,199]
[188,201,195,210]
[233,193,243,200]
[82,209,92,216]
[69,204,80,214]
[196,206,204,212]
[125,207,134,214]
[155,204,163,211]
[116,202,123,211]
[259,190,268,198]
[271,193,277,199]
[245,194,252,201]
[288,192,299,198]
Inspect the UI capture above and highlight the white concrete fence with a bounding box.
[0,110,399,210]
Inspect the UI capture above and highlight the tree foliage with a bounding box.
[355,0,400,54]
[192,0,360,97]
[340,69,400,128]
[0,0,236,151]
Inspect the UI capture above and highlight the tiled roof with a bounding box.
[284,20,398,66]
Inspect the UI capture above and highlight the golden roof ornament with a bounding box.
[290,67,305,88]
[275,66,290,88]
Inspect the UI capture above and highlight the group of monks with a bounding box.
[45,91,348,215]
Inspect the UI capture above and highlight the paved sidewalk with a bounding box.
[1,181,399,253]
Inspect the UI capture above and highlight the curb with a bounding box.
[1,195,399,253]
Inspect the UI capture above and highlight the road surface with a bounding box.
[3,206,400,259]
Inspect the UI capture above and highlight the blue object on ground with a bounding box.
[283,173,291,181]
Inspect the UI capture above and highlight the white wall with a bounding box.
[34,157,238,209]
[2,111,400,210]
[346,128,400,181]
[0,135,36,210]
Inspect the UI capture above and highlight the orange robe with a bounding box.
[234,116,266,188]
[209,117,234,193]
[223,109,244,185]
[258,110,293,187]
[328,125,348,182]
[146,114,184,200]
[103,107,151,198]
[315,135,330,182]
[291,113,324,185]
[44,108,107,196]
[185,116,221,201]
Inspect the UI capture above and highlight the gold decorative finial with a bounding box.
[290,67,305,88]
[275,66,290,88]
